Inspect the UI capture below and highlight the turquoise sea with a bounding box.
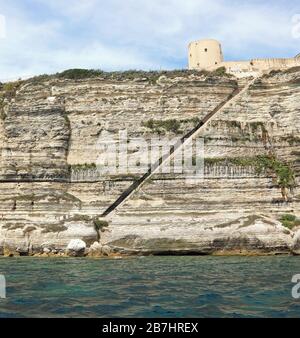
[0,256,300,318]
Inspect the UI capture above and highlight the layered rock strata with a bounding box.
[0,69,299,256]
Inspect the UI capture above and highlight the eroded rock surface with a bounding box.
[67,239,86,257]
[0,69,299,255]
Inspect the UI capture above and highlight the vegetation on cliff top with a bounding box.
[55,68,233,81]
[9,67,234,86]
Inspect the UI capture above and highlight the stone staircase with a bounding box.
[100,76,259,219]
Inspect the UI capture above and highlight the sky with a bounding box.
[0,0,299,80]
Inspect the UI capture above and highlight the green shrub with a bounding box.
[3,82,19,92]
[0,110,6,120]
[42,67,233,83]
[69,214,92,223]
[281,214,296,222]
[71,163,97,171]
[0,99,6,120]
[204,155,295,189]
[213,66,227,76]
[57,69,211,82]
[16,68,234,89]
[64,114,71,130]
[58,69,104,80]
[93,219,109,231]
[142,119,181,134]
[1,81,23,99]
[280,214,300,229]
[27,74,53,84]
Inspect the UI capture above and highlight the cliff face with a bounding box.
[0,69,299,256]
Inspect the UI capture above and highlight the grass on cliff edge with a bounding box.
[55,67,232,80]
[10,67,233,85]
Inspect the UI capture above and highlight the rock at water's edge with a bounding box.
[292,229,300,255]
[101,245,112,256]
[89,242,103,257]
[67,239,86,257]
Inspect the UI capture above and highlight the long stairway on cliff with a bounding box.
[101,76,259,218]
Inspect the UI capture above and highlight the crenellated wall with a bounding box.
[188,39,300,78]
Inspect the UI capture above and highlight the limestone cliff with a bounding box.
[0,68,299,256]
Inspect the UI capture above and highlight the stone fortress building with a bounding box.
[188,39,300,77]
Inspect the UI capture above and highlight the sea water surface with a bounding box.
[0,256,300,318]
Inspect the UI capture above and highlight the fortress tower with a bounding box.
[188,39,224,70]
[188,39,300,77]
